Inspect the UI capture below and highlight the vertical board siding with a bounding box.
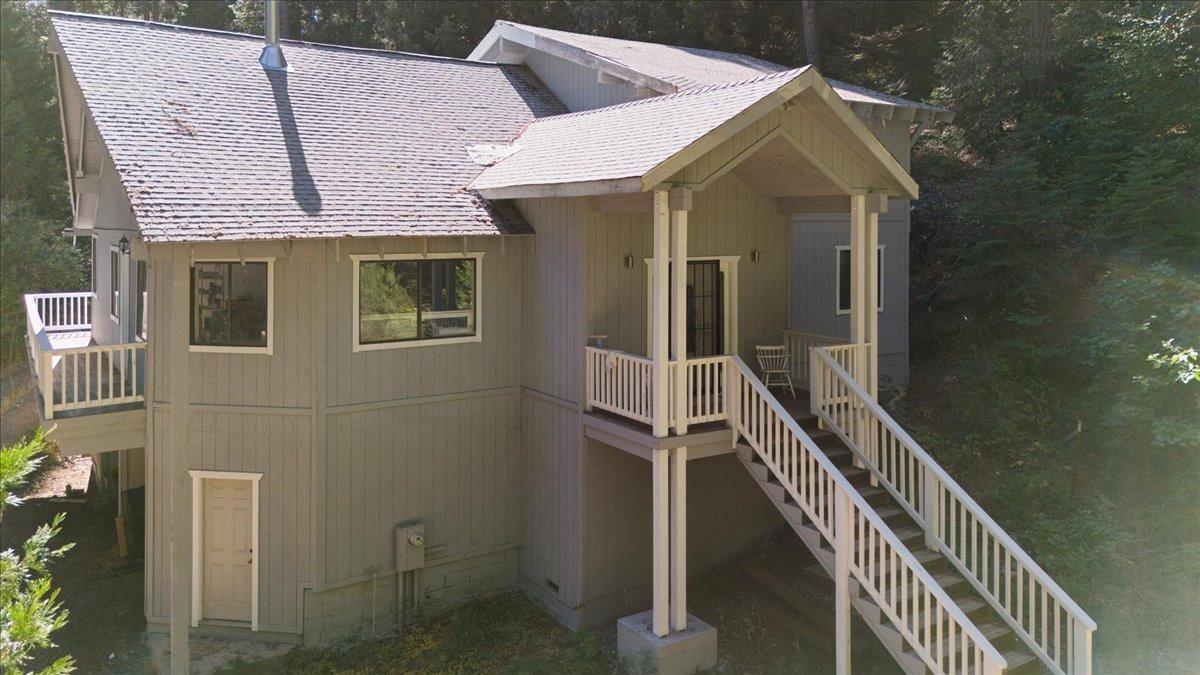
[583,173,789,366]
[515,198,587,610]
[788,204,911,385]
[525,50,640,113]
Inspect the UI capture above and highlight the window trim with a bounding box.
[109,245,122,323]
[835,245,885,316]
[351,252,484,352]
[189,257,275,355]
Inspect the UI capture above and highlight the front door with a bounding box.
[685,261,723,357]
[203,479,253,622]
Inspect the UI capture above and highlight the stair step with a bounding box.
[821,448,854,467]
[856,485,891,506]
[839,465,873,487]
[793,411,820,431]
[892,595,990,634]
[1000,647,1045,675]
[905,619,1017,662]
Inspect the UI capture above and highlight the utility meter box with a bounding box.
[395,519,426,573]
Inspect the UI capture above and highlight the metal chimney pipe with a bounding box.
[259,0,287,71]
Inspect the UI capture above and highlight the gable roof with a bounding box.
[471,21,953,123]
[49,11,566,243]
[472,67,919,200]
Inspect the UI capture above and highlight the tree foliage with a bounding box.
[0,430,75,674]
[2,0,1197,667]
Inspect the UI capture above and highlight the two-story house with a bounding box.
[28,6,1093,674]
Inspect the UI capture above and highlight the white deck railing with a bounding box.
[25,292,147,419]
[811,346,1095,675]
[584,347,729,427]
[729,355,1006,674]
[783,330,849,382]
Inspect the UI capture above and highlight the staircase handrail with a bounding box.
[729,355,1007,673]
[812,347,1095,674]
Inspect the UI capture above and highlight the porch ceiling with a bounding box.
[730,135,842,198]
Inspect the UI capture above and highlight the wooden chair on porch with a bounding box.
[755,345,795,399]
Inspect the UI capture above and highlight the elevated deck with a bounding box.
[26,292,146,454]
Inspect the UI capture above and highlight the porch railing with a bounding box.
[25,292,147,419]
[584,347,729,428]
[783,329,849,383]
[810,346,1095,674]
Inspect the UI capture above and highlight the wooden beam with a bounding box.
[652,448,670,637]
[588,192,654,214]
[775,195,851,214]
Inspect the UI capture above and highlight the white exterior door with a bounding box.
[202,479,253,622]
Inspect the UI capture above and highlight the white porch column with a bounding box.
[849,195,869,389]
[168,247,191,671]
[651,448,670,637]
[652,190,670,438]
[669,446,688,631]
[670,187,691,436]
[865,195,883,398]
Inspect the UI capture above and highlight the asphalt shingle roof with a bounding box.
[500,21,949,115]
[50,11,566,242]
[472,68,810,192]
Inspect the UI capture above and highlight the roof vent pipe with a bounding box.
[259,0,287,71]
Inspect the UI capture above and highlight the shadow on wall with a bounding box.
[266,69,322,215]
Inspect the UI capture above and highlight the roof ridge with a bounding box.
[528,66,810,124]
[48,10,503,68]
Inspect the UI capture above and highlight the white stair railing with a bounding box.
[728,355,1006,674]
[811,347,1095,675]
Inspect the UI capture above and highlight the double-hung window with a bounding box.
[836,245,884,314]
[190,260,273,353]
[353,253,481,350]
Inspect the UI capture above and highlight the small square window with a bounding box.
[191,261,271,350]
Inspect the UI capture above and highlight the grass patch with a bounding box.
[221,593,615,674]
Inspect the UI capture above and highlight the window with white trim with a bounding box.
[836,246,884,314]
[353,254,480,350]
[191,260,273,352]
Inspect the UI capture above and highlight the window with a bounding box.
[191,260,273,352]
[353,254,480,350]
[110,247,120,321]
[836,246,884,314]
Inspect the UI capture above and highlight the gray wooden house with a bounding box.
[28,7,1094,674]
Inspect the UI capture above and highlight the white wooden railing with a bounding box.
[728,355,1007,674]
[25,293,146,419]
[811,346,1095,675]
[784,330,849,382]
[584,347,729,427]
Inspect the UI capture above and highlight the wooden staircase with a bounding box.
[735,391,1044,674]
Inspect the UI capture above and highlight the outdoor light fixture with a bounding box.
[624,254,634,268]
[750,249,761,263]
[118,236,130,255]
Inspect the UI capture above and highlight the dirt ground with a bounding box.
[0,465,149,673]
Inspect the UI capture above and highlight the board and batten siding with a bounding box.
[514,198,588,620]
[524,49,642,112]
[583,173,790,365]
[788,201,911,387]
[146,236,529,641]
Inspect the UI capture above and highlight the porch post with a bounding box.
[670,186,691,436]
[865,194,883,398]
[669,446,687,631]
[651,448,670,637]
[849,195,868,389]
[669,187,691,633]
[652,190,670,438]
[168,246,191,671]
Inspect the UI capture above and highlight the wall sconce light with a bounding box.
[118,235,130,255]
[750,249,761,263]
[624,254,634,268]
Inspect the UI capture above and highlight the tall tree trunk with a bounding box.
[1026,1,1053,84]
[801,0,820,69]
